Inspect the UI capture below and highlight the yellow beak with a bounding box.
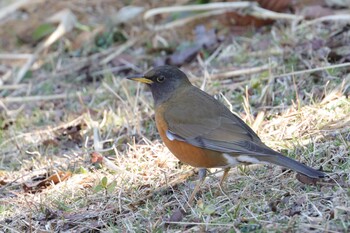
[127,75,153,84]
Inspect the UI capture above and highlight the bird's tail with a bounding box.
[252,152,325,178]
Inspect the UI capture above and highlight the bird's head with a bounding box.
[127,65,191,106]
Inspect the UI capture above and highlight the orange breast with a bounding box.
[155,106,227,168]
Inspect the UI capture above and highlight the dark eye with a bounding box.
[156,76,165,83]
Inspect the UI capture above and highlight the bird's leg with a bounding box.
[216,167,231,197]
[220,167,231,187]
[188,168,207,205]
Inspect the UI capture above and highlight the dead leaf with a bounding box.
[296,173,319,185]
[78,176,95,188]
[268,200,280,212]
[194,25,219,49]
[168,208,185,223]
[284,207,302,217]
[221,0,292,27]
[91,151,103,164]
[258,0,292,12]
[156,25,222,66]
[23,171,71,193]
[164,46,200,66]
[0,179,8,186]
[42,139,59,147]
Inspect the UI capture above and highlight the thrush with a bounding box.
[128,65,325,203]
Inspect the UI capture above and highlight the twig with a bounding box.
[0,54,33,60]
[0,84,27,90]
[144,2,303,31]
[163,220,237,227]
[0,93,75,103]
[297,14,350,30]
[194,63,276,80]
[273,62,350,78]
[147,9,229,31]
[144,2,250,17]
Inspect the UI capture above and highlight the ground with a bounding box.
[0,0,349,232]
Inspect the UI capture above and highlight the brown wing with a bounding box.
[163,86,325,178]
[163,86,278,155]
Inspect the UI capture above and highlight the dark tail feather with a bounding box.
[261,153,325,178]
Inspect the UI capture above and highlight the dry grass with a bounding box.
[1,1,350,232]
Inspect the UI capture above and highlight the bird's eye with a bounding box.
[156,76,165,83]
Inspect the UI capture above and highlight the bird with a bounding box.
[127,65,325,204]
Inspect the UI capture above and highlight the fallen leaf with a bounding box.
[165,45,201,66]
[42,139,59,147]
[168,208,185,223]
[23,171,72,193]
[296,173,319,185]
[91,151,104,164]
[78,176,95,188]
[258,0,292,12]
[155,25,222,66]
[0,179,8,186]
[268,200,280,212]
[194,25,219,48]
[221,0,292,28]
[284,207,301,217]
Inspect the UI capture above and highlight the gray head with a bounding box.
[127,65,192,106]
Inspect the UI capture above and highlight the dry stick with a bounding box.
[0,54,33,60]
[0,93,74,103]
[144,2,250,19]
[144,2,302,31]
[0,84,27,90]
[273,62,350,79]
[297,14,350,30]
[192,62,347,82]
[147,9,229,31]
[194,63,276,80]
[163,221,237,227]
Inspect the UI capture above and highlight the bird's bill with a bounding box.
[127,75,153,84]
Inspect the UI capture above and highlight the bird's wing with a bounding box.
[164,88,279,156]
[163,87,326,179]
